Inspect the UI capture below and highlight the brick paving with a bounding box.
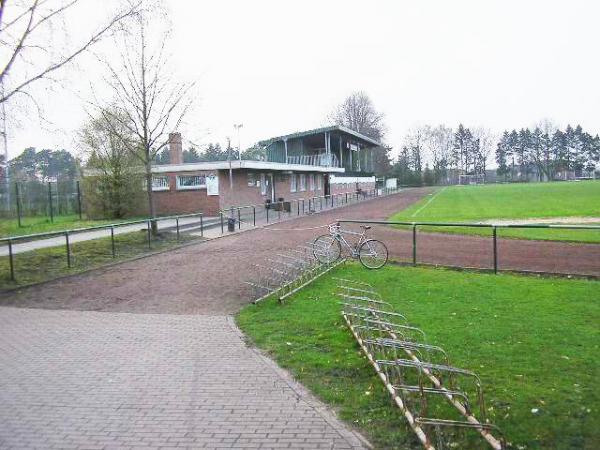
[0,307,368,449]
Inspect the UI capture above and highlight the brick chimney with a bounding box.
[168,132,183,165]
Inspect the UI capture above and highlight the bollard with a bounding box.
[238,208,241,229]
[176,217,180,241]
[200,214,204,237]
[220,212,224,234]
[253,206,256,226]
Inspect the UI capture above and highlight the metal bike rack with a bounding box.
[245,240,346,304]
[336,278,506,450]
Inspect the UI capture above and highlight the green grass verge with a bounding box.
[0,214,121,238]
[237,264,600,449]
[0,230,199,289]
[390,181,600,243]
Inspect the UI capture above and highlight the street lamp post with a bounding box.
[234,123,243,163]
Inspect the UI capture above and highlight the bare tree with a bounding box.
[329,91,391,174]
[94,6,195,231]
[0,0,140,106]
[472,127,495,178]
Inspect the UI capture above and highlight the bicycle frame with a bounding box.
[330,226,369,258]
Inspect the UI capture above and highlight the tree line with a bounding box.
[495,124,600,181]
[391,124,495,186]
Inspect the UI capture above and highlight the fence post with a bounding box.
[48,182,54,223]
[65,231,71,268]
[15,183,22,228]
[110,226,116,258]
[238,208,241,229]
[278,204,281,221]
[345,192,348,204]
[297,201,300,216]
[176,217,180,241]
[200,214,204,237]
[253,206,256,226]
[8,239,15,281]
[220,211,224,234]
[266,206,269,223]
[76,181,82,220]
[147,220,151,249]
[412,224,417,266]
[493,226,498,274]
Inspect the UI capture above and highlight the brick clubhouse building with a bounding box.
[152,126,381,216]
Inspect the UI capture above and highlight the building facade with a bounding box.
[151,126,379,216]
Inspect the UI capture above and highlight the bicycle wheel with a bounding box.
[358,239,388,269]
[313,234,342,264]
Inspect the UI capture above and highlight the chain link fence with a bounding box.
[0,180,83,223]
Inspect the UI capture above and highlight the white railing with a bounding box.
[286,153,340,168]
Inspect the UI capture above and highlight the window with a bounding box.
[176,175,206,190]
[317,175,322,190]
[247,172,257,187]
[310,174,315,191]
[260,174,266,195]
[299,174,306,191]
[152,176,169,191]
[290,174,297,192]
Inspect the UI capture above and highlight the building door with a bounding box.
[324,174,331,196]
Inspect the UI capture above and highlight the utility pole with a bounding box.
[234,123,243,163]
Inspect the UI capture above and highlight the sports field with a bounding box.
[389,181,600,243]
[238,264,600,449]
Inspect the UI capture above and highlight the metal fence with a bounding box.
[0,212,206,285]
[336,219,600,277]
[219,188,400,233]
[0,180,83,223]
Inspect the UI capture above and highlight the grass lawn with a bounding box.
[390,181,600,243]
[237,264,600,449]
[0,230,199,289]
[0,214,120,238]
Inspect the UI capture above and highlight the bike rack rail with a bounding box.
[337,278,506,450]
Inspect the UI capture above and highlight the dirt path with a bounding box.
[1,187,599,314]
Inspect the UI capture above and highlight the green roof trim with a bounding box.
[258,125,382,148]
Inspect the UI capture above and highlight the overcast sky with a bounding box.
[5,0,600,161]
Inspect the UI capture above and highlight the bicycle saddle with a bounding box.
[361,225,371,230]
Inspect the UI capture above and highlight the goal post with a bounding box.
[458,174,485,185]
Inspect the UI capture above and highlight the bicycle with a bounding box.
[313,223,389,269]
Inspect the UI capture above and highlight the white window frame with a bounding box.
[317,175,322,191]
[152,176,170,191]
[310,174,315,191]
[260,173,267,195]
[299,174,306,191]
[247,172,257,187]
[176,175,206,190]
[290,174,297,192]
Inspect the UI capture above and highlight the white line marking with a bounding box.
[411,187,447,218]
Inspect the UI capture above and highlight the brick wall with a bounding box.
[153,171,220,216]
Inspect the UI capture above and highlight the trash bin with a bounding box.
[227,217,236,232]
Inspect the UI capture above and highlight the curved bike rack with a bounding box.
[338,278,506,450]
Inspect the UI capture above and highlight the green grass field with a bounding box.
[390,181,600,243]
[237,264,600,449]
[0,214,119,238]
[0,230,198,289]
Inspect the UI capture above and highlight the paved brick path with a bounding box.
[0,307,368,449]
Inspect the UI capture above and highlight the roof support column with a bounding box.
[284,138,288,164]
[339,135,343,169]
